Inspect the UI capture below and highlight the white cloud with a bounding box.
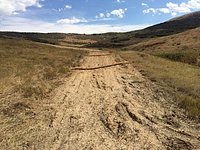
[166,2,191,13]
[99,13,105,18]
[111,8,127,18]
[97,8,127,19]
[0,0,42,16]
[117,0,125,3]
[54,5,72,12]
[143,0,200,16]
[65,5,72,9]
[106,13,111,18]
[56,17,88,24]
[143,8,157,14]
[141,3,148,7]
[0,17,150,34]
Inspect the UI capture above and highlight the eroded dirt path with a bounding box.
[5,50,199,150]
[35,50,199,150]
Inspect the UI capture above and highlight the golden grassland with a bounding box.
[120,51,200,119]
[59,35,96,48]
[0,38,85,99]
[0,37,86,148]
[125,28,200,67]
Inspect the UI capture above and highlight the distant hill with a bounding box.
[86,11,200,48]
[135,11,200,38]
[0,32,67,45]
[126,27,200,66]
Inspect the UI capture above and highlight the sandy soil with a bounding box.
[1,50,200,150]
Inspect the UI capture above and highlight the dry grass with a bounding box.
[126,27,200,66]
[59,35,96,48]
[0,37,85,99]
[0,37,86,149]
[120,51,200,119]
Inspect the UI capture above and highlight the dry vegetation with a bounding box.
[0,38,85,128]
[116,27,200,120]
[0,37,86,149]
[126,27,200,66]
[86,25,200,120]
[59,35,96,48]
[1,11,200,147]
[0,32,67,45]
[120,51,200,119]
[0,38,85,97]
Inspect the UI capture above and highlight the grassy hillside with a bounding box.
[134,11,200,38]
[84,31,144,48]
[120,51,200,119]
[126,27,200,66]
[0,37,85,99]
[86,11,200,49]
[0,32,67,45]
[59,34,96,48]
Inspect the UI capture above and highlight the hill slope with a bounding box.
[86,11,200,48]
[126,27,200,66]
[135,11,200,38]
[0,32,67,45]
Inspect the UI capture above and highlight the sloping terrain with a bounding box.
[126,27,200,66]
[0,32,67,45]
[85,11,200,48]
[120,51,200,118]
[134,11,200,38]
[1,10,200,149]
[1,50,200,149]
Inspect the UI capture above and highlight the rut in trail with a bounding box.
[14,51,200,149]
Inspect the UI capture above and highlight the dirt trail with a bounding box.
[40,42,95,51]
[40,50,200,150]
[3,50,200,149]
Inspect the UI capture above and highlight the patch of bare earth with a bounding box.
[1,50,200,150]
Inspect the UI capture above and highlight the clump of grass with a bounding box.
[120,51,200,119]
[43,68,57,80]
[156,51,200,66]
[58,66,70,74]
[178,95,200,119]
[20,84,44,99]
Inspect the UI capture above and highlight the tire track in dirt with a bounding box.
[19,50,200,150]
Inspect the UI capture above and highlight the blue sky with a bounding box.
[0,0,200,33]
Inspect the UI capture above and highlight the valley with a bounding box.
[1,11,200,150]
